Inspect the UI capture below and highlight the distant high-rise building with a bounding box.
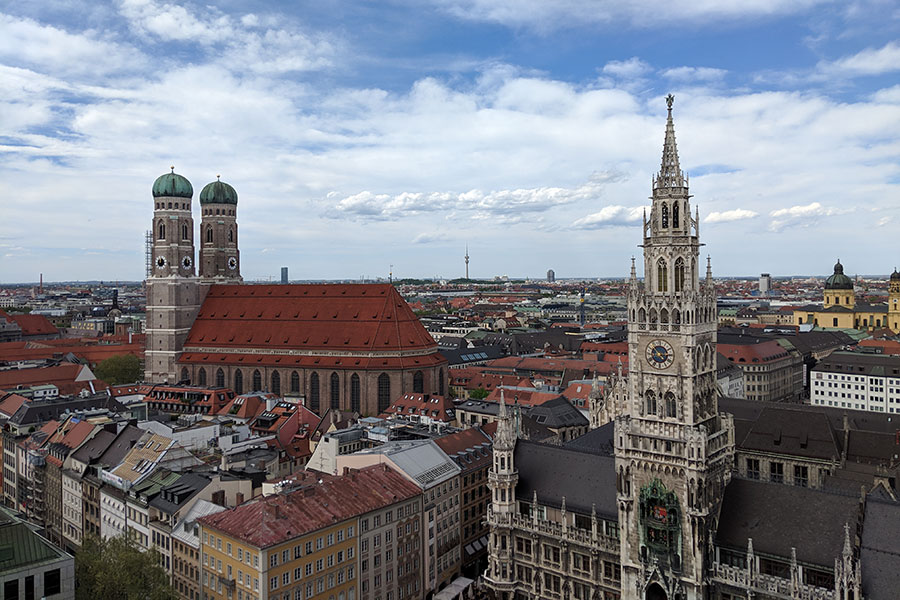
[759,272,771,295]
[465,246,470,280]
[547,269,556,283]
[281,266,289,284]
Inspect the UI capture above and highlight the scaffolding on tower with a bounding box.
[145,230,153,278]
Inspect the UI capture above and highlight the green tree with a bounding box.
[93,354,142,385]
[76,535,176,600]
[469,386,489,400]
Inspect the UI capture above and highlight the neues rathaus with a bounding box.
[483,97,897,600]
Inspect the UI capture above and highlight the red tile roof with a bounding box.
[381,393,455,422]
[199,464,421,548]
[0,393,27,418]
[434,427,492,457]
[7,314,58,337]
[183,284,439,356]
[718,340,793,364]
[0,363,98,395]
[484,387,558,407]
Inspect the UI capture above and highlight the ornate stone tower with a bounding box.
[198,177,242,281]
[614,96,735,600]
[889,270,900,333]
[486,391,518,600]
[145,169,206,383]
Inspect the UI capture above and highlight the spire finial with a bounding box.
[216,174,221,181]
[656,93,684,190]
[170,165,175,173]
[666,93,674,114]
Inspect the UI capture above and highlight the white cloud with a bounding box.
[572,205,645,229]
[820,41,900,77]
[768,202,849,231]
[704,209,759,223]
[601,57,651,79]
[660,66,727,81]
[877,216,892,227]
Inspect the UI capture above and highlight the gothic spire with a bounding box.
[655,94,685,191]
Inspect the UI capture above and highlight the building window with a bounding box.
[252,369,262,392]
[661,202,669,228]
[159,222,166,240]
[331,372,340,409]
[746,458,760,480]
[350,374,361,413]
[198,368,207,387]
[413,371,424,393]
[216,368,225,388]
[310,373,320,413]
[181,367,189,383]
[645,390,657,416]
[672,201,679,228]
[664,391,676,418]
[206,226,213,243]
[770,461,784,484]
[674,257,685,292]
[291,371,300,394]
[378,373,391,413]
[657,258,668,293]
[235,370,243,395]
[438,368,444,396]
[794,465,809,487]
[272,371,281,396]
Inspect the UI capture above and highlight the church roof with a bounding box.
[182,284,443,365]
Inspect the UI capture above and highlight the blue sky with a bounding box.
[1,0,899,283]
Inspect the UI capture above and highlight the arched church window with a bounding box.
[351,374,361,413]
[649,308,658,330]
[665,392,677,418]
[673,308,681,330]
[377,373,391,413]
[252,369,261,391]
[660,308,669,325]
[180,367,189,383]
[290,371,300,394]
[674,258,685,292]
[182,223,189,240]
[330,372,340,409]
[234,370,243,394]
[310,373,320,413]
[272,371,281,396]
[215,368,224,388]
[438,368,444,396]
[206,226,212,243]
[661,203,669,228]
[413,371,424,393]
[645,390,657,416]
[158,222,166,240]
[639,307,646,324]
[657,258,668,293]
[198,368,207,387]
[673,202,679,228]
[228,228,234,242]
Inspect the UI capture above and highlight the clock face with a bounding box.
[181,256,192,269]
[227,256,237,270]
[646,340,674,369]
[156,256,166,270]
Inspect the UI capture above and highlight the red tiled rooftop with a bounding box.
[199,464,421,548]
[718,340,792,363]
[7,314,58,336]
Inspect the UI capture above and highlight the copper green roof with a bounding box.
[199,179,238,205]
[825,260,853,290]
[0,507,71,574]
[152,170,193,198]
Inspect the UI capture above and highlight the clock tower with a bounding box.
[614,96,735,600]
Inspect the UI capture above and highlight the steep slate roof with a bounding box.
[860,496,900,600]
[526,396,589,429]
[564,422,615,457]
[716,479,860,567]
[739,406,841,461]
[181,284,443,369]
[514,439,617,520]
[199,464,421,548]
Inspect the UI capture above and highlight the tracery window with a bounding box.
[674,258,685,292]
[350,374,361,413]
[310,373,320,413]
[661,203,669,228]
[377,373,391,413]
[657,258,668,293]
[330,372,340,409]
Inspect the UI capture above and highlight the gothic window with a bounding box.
[182,223,189,240]
[657,258,668,292]
[252,369,261,391]
[674,258,685,292]
[645,390,657,416]
[413,371,424,393]
[377,373,391,414]
[673,202,679,228]
[272,371,281,396]
[639,307,646,324]
[310,373,320,413]
[661,203,669,228]
[673,308,681,326]
[215,368,224,388]
[206,226,213,243]
[330,372,340,409]
[649,308,658,330]
[228,228,234,242]
[198,368,207,387]
[180,367,189,383]
[158,222,166,240]
[438,368,444,396]
[665,392,676,418]
[234,370,243,395]
[290,371,300,394]
[350,374,361,413]
[660,308,669,325]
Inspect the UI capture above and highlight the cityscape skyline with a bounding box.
[2,1,899,283]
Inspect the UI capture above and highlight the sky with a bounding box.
[1,1,899,283]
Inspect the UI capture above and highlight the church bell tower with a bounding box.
[614,96,735,600]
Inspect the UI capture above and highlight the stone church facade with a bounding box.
[144,171,447,416]
[484,99,882,600]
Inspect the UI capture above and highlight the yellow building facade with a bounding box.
[793,261,900,332]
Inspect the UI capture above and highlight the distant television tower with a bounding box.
[579,287,586,326]
[465,246,470,279]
